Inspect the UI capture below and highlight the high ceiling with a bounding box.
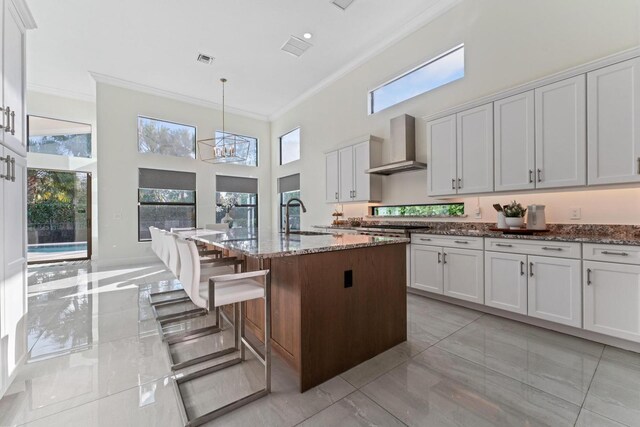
[26,0,455,119]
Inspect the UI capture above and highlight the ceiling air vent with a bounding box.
[280,36,312,57]
[197,53,214,64]
[331,0,355,11]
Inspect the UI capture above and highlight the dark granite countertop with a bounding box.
[176,228,409,259]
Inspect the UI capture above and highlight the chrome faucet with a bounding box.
[284,198,307,235]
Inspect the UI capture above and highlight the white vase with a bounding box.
[221,212,233,225]
[505,217,525,228]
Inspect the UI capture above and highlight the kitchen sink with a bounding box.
[284,231,331,236]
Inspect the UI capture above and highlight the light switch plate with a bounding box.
[570,207,581,220]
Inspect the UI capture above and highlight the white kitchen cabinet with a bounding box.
[485,251,528,314]
[587,57,640,185]
[534,75,586,189]
[584,261,640,342]
[410,245,443,294]
[456,104,494,194]
[443,247,484,304]
[325,150,339,203]
[328,136,381,203]
[528,255,582,327]
[2,149,26,382]
[427,114,457,196]
[2,0,27,155]
[494,91,536,192]
[338,146,353,202]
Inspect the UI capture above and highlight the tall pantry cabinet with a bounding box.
[0,0,35,399]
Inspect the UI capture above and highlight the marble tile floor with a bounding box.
[1,261,639,426]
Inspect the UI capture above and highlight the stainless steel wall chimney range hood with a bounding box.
[366,114,427,175]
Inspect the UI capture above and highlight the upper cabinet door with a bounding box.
[352,141,371,202]
[534,75,586,189]
[325,151,339,203]
[338,146,353,202]
[2,1,26,156]
[427,114,457,197]
[494,91,536,192]
[587,58,640,185]
[456,103,494,194]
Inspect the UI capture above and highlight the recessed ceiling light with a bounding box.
[303,33,312,40]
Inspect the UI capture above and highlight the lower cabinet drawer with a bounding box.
[583,243,640,265]
[485,238,581,259]
[412,234,484,250]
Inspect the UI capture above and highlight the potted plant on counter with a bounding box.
[503,201,527,228]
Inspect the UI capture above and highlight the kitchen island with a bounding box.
[188,228,409,392]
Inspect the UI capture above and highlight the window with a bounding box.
[278,174,301,231]
[370,203,464,217]
[215,175,258,228]
[279,127,300,165]
[138,168,196,241]
[214,131,258,166]
[368,44,464,114]
[138,116,196,159]
[27,116,92,158]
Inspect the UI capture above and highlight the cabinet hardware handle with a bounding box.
[3,156,10,181]
[587,268,592,286]
[4,107,11,134]
[529,169,533,183]
[520,261,525,276]
[0,106,4,130]
[458,178,462,189]
[454,240,468,244]
[10,157,15,182]
[451,179,455,190]
[420,238,431,241]
[437,252,441,263]
[537,168,542,182]
[529,262,534,277]
[542,246,562,251]
[10,111,15,135]
[496,243,513,247]
[0,155,4,180]
[601,250,629,256]
[335,192,338,200]
[443,252,447,264]
[637,157,640,175]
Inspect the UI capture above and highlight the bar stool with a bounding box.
[154,232,242,324]
[171,238,271,426]
[148,227,188,306]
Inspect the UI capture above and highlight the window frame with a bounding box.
[27,114,93,159]
[215,191,259,228]
[214,130,259,167]
[367,43,465,115]
[279,127,301,165]
[137,115,197,159]
[137,189,197,242]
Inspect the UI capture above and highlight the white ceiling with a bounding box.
[26,0,456,119]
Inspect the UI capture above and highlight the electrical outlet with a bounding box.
[570,207,581,220]
[474,206,482,219]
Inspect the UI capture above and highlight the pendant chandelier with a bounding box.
[198,78,251,164]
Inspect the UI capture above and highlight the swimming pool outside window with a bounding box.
[368,44,464,114]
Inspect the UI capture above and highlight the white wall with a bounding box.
[270,0,640,227]
[96,83,271,265]
[26,91,99,256]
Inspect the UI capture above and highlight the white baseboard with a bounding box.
[408,288,640,354]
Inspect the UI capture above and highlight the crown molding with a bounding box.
[27,82,96,103]
[12,0,37,29]
[268,0,462,121]
[89,72,270,122]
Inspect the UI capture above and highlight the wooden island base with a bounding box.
[230,243,407,392]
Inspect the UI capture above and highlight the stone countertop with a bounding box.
[182,228,409,259]
[408,223,640,246]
